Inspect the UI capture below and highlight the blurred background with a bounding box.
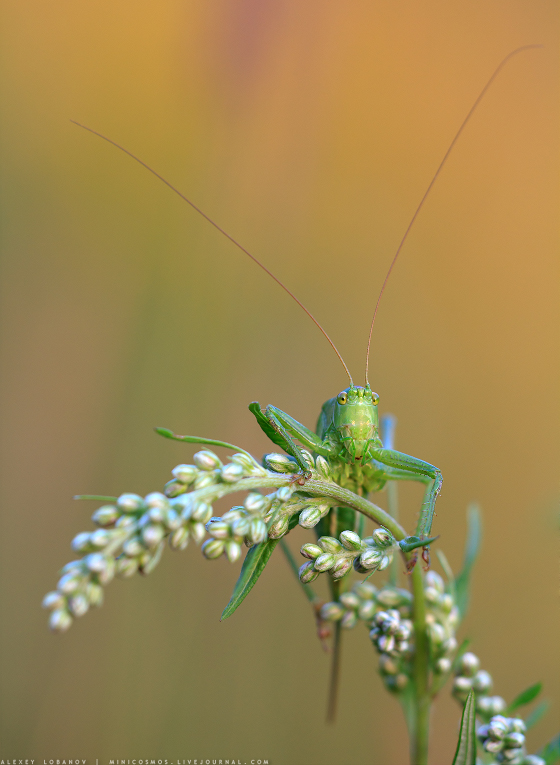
[0,2,558,763]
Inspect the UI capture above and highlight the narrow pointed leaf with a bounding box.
[455,503,482,619]
[248,402,292,453]
[451,690,477,765]
[154,427,253,457]
[221,538,279,620]
[506,681,542,714]
[538,732,560,765]
[525,701,549,730]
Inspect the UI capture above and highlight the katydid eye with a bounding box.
[337,392,348,405]
[372,392,379,405]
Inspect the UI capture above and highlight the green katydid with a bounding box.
[71,45,540,574]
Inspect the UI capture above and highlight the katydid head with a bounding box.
[333,385,380,462]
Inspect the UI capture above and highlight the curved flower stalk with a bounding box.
[42,440,410,633]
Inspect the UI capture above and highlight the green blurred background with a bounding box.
[1,2,558,763]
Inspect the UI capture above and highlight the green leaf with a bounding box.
[525,700,549,730]
[539,732,560,765]
[455,503,482,619]
[436,549,456,601]
[506,681,542,714]
[221,538,279,620]
[154,427,253,458]
[73,495,118,501]
[451,690,477,765]
[248,402,292,453]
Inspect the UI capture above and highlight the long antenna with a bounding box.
[71,120,354,386]
[364,44,543,385]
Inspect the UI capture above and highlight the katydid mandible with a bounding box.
[71,45,540,570]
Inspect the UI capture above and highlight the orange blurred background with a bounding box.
[0,2,558,763]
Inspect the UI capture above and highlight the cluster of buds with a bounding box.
[202,492,271,563]
[298,528,396,583]
[452,652,506,718]
[264,451,332,483]
[43,449,279,632]
[320,581,378,628]
[369,609,413,658]
[477,716,543,765]
[422,571,459,674]
[164,449,266,497]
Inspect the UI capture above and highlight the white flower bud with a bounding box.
[341,611,357,629]
[300,543,322,560]
[319,536,343,553]
[123,537,145,558]
[249,519,267,544]
[378,635,396,653]
[169,526,189,551]
[358,600,376,621]
[436,657,452,674]
[91,505,120,526]
[339,592,360,610]
[354,582,377,599]
[42,591,66,610]
[459,652,480,676]
[193,472,217,490]
[207,521,230,539]
[504,732,525,749]
[299,561,320,584]
[71,532,93,553]
[378,554,392,570]
[192,502,212,523]
[116,557,139,578]
[443,637,458,655]
[314,553,336,572]
[171,464,198,484]
[453,676,473,694]
[90,529,112,549]
[428,622,446,646]
[268,514,290,539]
[225,540,242,563]
[372,528,393,548]
[68,594,89,617]
[331,558,353,580]
[314,455,331,480]
[276,486,293,502]
[145,492,168,509]
[510,719,526,734]
[245,492,269,513]
[142,524,165,549]
[57,572,83,594]
[194,450,221,471]
[221,463,244,483]
[117,493,144,513]
[85,582,104,607]
[473,669,493,694]
[230,453,260,472]
[424,586,440,604]
[202,539,224,560]
[320,602,344,621]
[49,608,73,632]
[440,594,454,613]
[138,541,164,575]
[115,514,136,529]
[263,453,296,473]
[360,549,383,569]
[379,655,399,675]
[425,570,445,593]
[190,522,206,544]
[340,530,363,551]
[298,506,323,528]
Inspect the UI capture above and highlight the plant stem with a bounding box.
[279,539,317,604]
[326,580,342,724]
[410,563,430,765]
